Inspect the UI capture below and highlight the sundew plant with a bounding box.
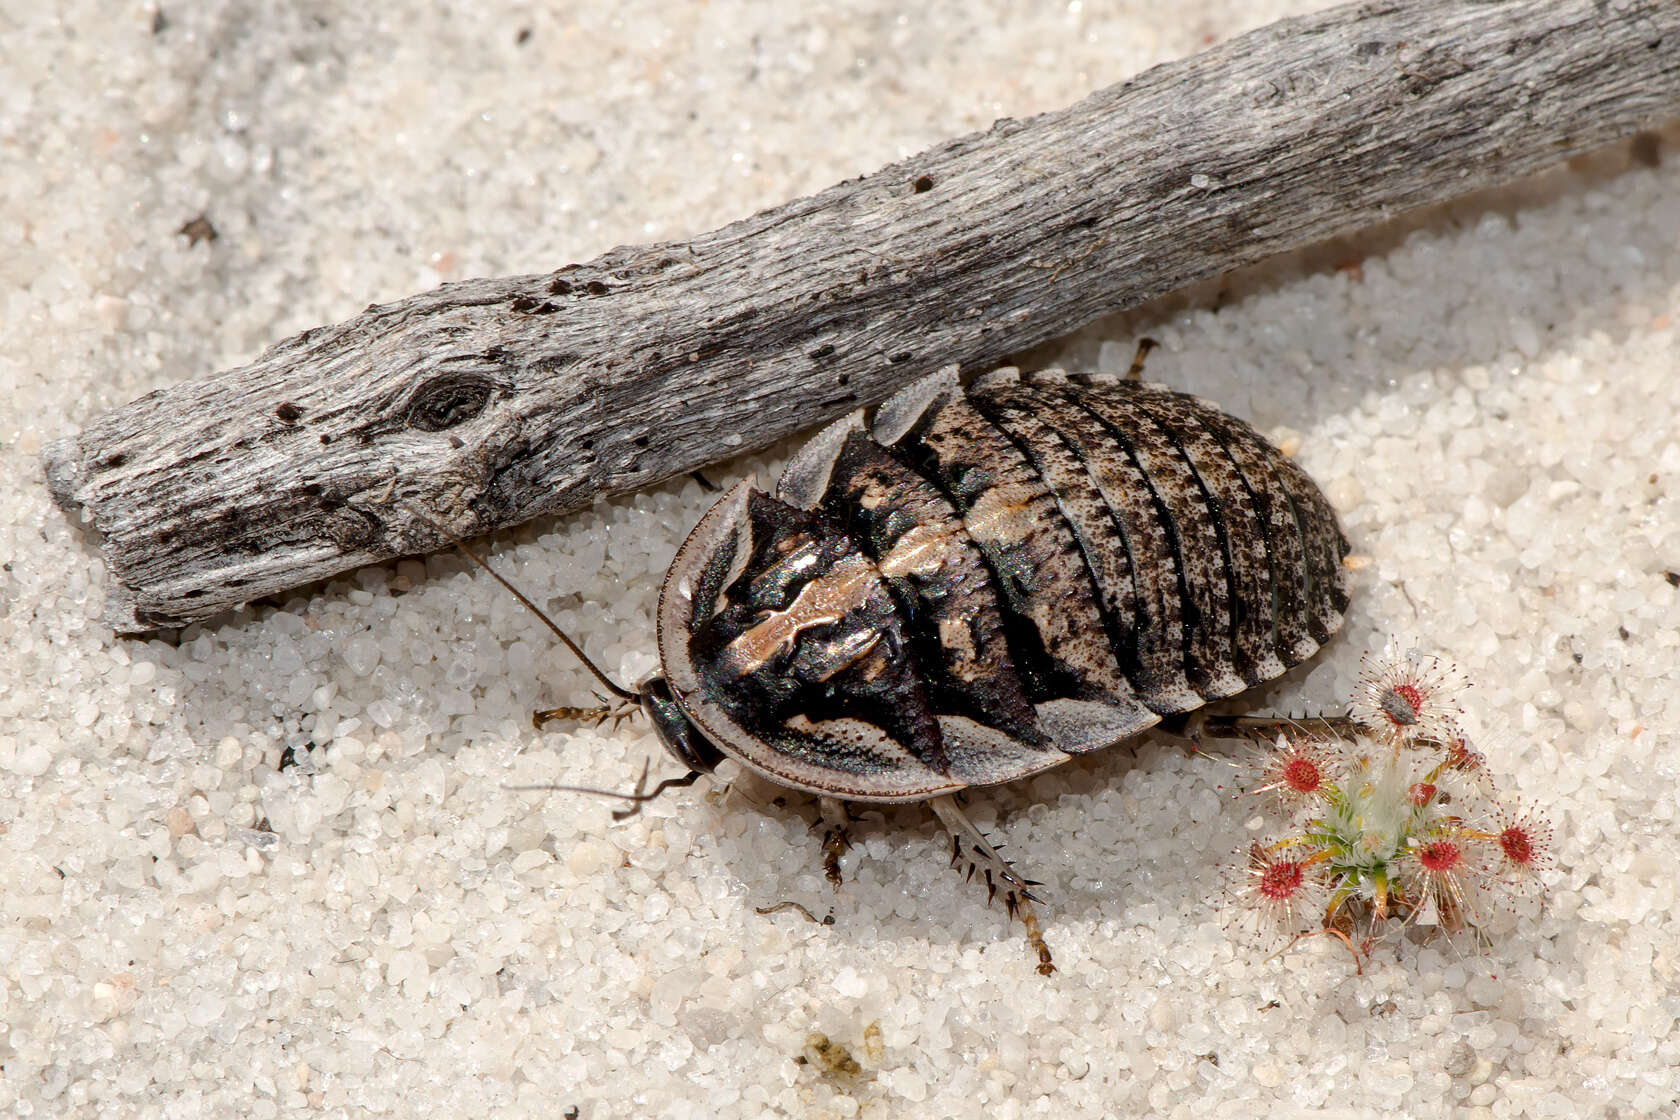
[1228,649,1553,966]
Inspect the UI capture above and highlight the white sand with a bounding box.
[4,2,1679,1116]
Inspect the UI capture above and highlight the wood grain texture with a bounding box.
[42,0,1680,634]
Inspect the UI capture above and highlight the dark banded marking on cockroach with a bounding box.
[813,426,1045,751]
[649,365,1350,804]
[973,375,1201,713]
[892,382,1138,709]
[1110,381,1285,687]
[1195,401,1349,646]
[1062,381,1245,699]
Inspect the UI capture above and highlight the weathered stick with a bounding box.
[43,0,1680,634]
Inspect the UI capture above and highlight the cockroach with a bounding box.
[442,347,1350,975]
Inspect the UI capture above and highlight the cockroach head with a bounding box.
[637,673,724,774]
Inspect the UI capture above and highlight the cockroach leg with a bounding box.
[1123,336,1158,380]
[754,901,834,926]
[818,796,851,890]
[533,695,641,731]
[1012,895,1057,978]
[929,795,1055,976]
[1189,712,1361,746]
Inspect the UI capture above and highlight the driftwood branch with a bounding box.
[44,0,1680,634]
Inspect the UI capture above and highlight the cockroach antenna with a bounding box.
[406,506,697,819]
[404,505,640,717]
[506,760,704,822]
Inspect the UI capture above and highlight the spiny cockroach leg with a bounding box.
[929,795,1055,976]
[818,797,850,890]
[1189,711,1362,746]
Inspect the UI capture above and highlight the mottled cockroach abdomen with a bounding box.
[655,367,1350,803]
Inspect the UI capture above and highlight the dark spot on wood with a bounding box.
[151,8,167,34]
[809,344,836,360]
[449,435,464,449]
[408,372,495,432]
[548,278,572,295]
[319,433,332,445]
[177,214,217,247]
[323,508,379,550]
[890,352,913,363]
[1356,40,1385,57]
[836,373,850,387]
[100,452,128,469]
[1399,52,1469,98]
[275,402,303,424]
[912,174,934,193]
[585,280,610,296]
[509,295,561,314]
[634,436,649,449]
[1631,131,1661,169]
[516,26,532,45]
[481,345,509,364]
[530,354,574,376]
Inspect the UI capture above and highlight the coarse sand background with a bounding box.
[5,1,1680,1116]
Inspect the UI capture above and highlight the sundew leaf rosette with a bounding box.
[1224,649,1554,967]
